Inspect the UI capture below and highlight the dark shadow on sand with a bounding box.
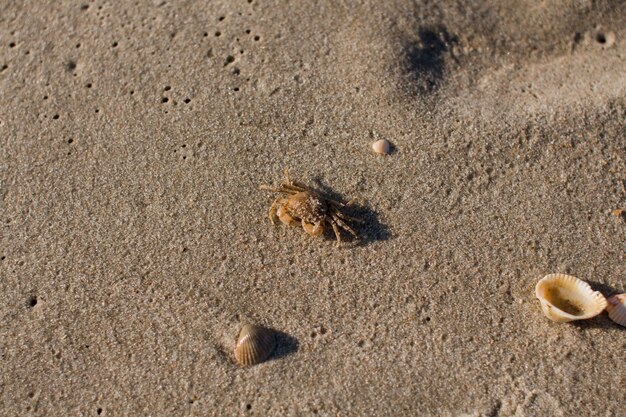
[587,280,624,295]
[571,280,624,331]
[571,315,624,331]
[269,329,299,362]
[404,25,458,94]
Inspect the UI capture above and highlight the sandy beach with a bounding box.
[1,0,625,415]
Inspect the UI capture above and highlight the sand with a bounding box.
[1,0,625,416]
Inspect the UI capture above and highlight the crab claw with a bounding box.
[302,221,324,237]
[278,206,300,227]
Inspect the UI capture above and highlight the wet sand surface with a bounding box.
[1,1,625,416]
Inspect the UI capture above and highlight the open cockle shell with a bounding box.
[606,294,626,327]
[535,274,607,323]
[234,324,276,366]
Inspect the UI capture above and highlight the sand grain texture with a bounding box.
[1,0,625,416]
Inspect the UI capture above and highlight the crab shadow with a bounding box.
[269,330,299,362]
[311,177,391,247]
[571,280,624,331]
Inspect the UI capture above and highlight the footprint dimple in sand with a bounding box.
[516,391,564,417]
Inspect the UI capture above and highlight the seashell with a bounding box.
[606,294,626,326]
[535,274,607,323]
[372,139,390,155]
[234,324,276,366]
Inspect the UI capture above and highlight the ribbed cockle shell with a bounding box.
[606,294,626,327]
[535,274,607,323]
[234,324,276,366]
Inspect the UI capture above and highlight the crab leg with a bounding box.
[329,197,357,208]
[268,198,283,224]
[259,184,296,194]
[329,219,342,246]
[281,183,308,193]
[332,214,357,236]
[331,208,364,223]
[282,168,310,191]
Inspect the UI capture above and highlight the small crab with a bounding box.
[260,170,360,246]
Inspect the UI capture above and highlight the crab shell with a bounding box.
[281,191,329,235]
[261,170,359,245]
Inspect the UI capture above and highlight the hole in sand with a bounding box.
[28,296,37,308]
[595,33,606,44]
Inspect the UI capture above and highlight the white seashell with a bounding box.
[606,294,626,327]
[234,324,276,366]
[372,139,391,155]
[535,274,607,323]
